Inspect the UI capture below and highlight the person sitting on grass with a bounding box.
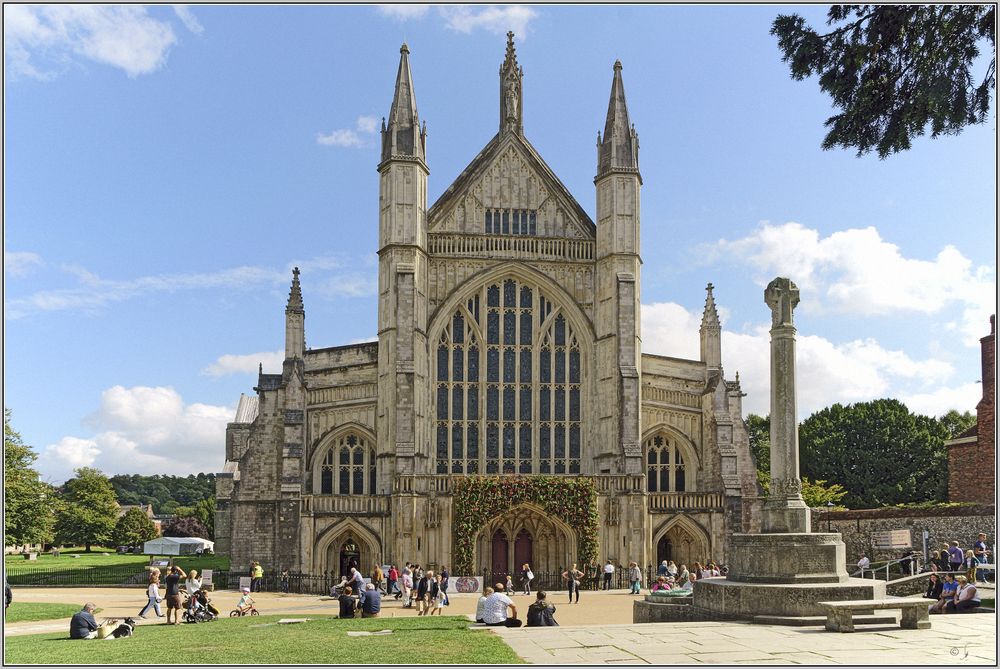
[475,587,494,624]
[236,587,255,615]
[338,586,357,619]
[359,583,381,618]
[526,591,558,627]
[482,583,522,627]
[70,603,101,639]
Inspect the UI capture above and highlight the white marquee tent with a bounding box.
[143,537,214,556]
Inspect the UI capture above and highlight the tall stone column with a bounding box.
[762,277,810,533]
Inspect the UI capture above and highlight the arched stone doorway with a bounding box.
[337,540,361,579]
[476,504,577,582]
[653,517,710,569]
[313,519,381,578]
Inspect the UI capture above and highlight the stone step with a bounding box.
[752,613,898,627]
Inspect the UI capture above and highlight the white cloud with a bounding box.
[641,301,963,420]
[203,350,284,377]
[4,250,43,277]
[172,5,204,35]
[707,222,995,345]
[39,385,232,484]
[377,5,431,20]
[317,116,380,149]
[438,5,538,36]
[900,383,982,418]
[4,5,178,79]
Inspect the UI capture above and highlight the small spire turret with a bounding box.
[284,267,305,360]
[381,42,426,165]
[286,266,303,314]
[597,59,639,178]
[700,282,722,370]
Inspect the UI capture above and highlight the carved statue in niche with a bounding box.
[426,495,440,529]
[606,496,621,526]
[505,78,518,122]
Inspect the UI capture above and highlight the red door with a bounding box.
[514,529,532,573]
[491,530,508,581]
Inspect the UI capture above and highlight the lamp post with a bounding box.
[826,501,834,532]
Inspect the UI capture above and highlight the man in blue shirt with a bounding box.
[359,583,381,618]
[70,603,100,639]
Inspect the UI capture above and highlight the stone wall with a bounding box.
[810,505,996,563]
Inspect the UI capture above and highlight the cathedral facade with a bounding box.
[215,35,761,579]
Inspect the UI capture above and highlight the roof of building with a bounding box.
[233,393,259,423]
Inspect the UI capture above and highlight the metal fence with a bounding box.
[482,566,660,593]
[6,566,150,587]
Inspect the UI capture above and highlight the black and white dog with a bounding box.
[107,617,137,639]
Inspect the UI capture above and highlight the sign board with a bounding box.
[239,576,252,590]
[201,569,213,585]
[452,575,483,594]
[873,529,911,549]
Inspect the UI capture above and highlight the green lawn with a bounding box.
[5,603,99,623]
[5,549,230,575]
[3,615,524,665]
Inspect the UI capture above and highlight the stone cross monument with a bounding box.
[762,277,810,533]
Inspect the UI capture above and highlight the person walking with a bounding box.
[520,563,533,596]
[371,564,384,594]
[603,560,615,590]
[279,568,290,594]
[401,564,414,607]
[250,561,264,592]
[973,533,990,582]
[415,570,430,615]
[562,564,583,604]
[947,541,964,573]
[628,562,642,594]
[138,569,164,619]
[387,565,399,598]
[440,566,450,605]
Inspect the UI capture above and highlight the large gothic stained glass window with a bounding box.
[320,434,376,495]
[435,278,583,475]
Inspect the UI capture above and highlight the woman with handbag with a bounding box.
[138,569,165,619]
[521,563,534,596]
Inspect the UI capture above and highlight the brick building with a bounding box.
[215,35,761,578]
[945,315,996,503]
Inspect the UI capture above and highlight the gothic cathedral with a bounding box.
[215,35,760,579]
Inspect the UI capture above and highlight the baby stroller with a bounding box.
[183,590,219,623]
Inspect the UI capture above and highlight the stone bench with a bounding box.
[817,598,931,633]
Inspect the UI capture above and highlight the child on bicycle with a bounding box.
[236,587,255,615]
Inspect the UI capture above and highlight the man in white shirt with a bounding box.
[603,561,615,590]
[482,583,522,627]
[857,555,870,574]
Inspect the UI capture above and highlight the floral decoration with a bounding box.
[451,475,599,574]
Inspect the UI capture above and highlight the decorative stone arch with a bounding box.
[651,514,712,569]
[474,502,578,578]
[642,424,700,492]
[313,518,382,577]
[427,261,597,345]
[309,422,377,495]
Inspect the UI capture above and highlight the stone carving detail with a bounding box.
[425,495,440,529]
[765,278,799,329]
[606,496,621,526]
[771,477,803,497]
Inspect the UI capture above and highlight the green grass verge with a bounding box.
[5,603,99,623]
[3,614,524,665]
[982,598,994,609]
[5,549,230,574]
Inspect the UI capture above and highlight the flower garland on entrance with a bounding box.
[451,475,599,575]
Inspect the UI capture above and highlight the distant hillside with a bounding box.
[109,473,215,515]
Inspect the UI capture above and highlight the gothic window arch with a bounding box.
[645,433,689,492]
[435,278,584,475]
[319,434,376,495]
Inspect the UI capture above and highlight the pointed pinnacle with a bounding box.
[287,267,304,313]
[702,282,720,328]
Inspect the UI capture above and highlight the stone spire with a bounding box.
[597,59,639,178]
[381,42,426,165]
[700,283,722,370]
[499,31,523,135]
[285,267,305,360]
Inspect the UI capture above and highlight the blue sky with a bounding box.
[4,4,996,485]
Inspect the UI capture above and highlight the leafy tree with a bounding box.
[938,409,977,439]
[111,507,158,548]
[757,471,848,508]
[4,409,55,547]
[799,399,949,508]
[771,5,996,158]
[745,413,771,473]
[54,468,120,551]
[161,516,209,538]
[108,473,215,514]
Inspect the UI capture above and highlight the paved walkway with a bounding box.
[488,615,997,665]
[6,587,996,665]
